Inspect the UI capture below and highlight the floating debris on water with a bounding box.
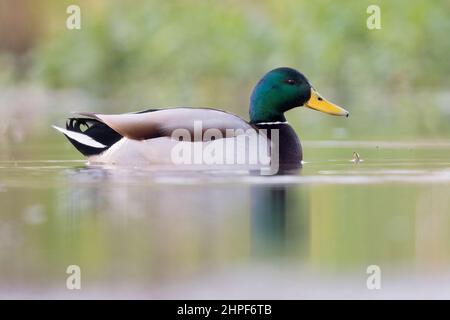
[351,152,363,163]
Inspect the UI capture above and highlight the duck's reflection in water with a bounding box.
[61,165,309,279]
[250,165,309,258]
[251,184,288,255]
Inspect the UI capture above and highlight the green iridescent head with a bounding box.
[249,67,349,123]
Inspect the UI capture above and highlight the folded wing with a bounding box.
[78,108,253,141]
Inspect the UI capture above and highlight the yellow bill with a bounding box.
[305,88,349,117]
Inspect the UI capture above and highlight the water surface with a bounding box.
[1,141,450,299]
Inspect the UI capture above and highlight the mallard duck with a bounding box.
[54,67,348,169]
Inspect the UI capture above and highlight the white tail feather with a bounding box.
[52,125,107,148]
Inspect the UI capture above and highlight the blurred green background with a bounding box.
[1,0,449,160]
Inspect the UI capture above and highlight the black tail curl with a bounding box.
[65,118,123,156]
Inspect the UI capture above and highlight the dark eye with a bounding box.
[287,79,296,85]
